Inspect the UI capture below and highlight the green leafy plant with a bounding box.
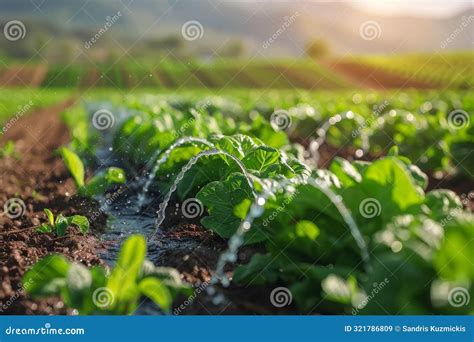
[36,208,89,236]
[57,146,126,197]
[23,234,190,314]
[233,154,474,314]
[59,93,474,316]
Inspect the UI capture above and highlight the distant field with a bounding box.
[330,52,473,90]
[39,59,352,90]
[0,52,472,91]
[0,88,72,125]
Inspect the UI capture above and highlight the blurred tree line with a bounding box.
[0,19,246,64]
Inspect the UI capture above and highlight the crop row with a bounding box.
[21,90,471,315]
[41,60,351,89]
[349,52,473,89]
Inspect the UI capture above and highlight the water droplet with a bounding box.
[242,221,251,230]
[391,241,403,253]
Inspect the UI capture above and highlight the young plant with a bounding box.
[57,146,126,197]
[0,140,20,159]
[23,234,189,315]
[36,208,89,236]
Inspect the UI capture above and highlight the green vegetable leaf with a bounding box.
[55,214,69,237]
[80,167,126,197]
[58,146,85,188]
[69,215,90,234]
[138,277,172,312]
[44,208,55,226]
[23,255,70,297]
[63,263,93,309]
[36,223,53,233]
[197,173,266,244]
[242,146,280,174]
[107,235,146,313]
[329,157,362,186]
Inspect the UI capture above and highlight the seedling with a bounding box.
[57,146,126,197]
[0,140,20,159]
[23,234,190,314]
[36,208,89,236]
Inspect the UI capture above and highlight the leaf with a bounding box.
[69,215,90,234]
[295,220,320,240]
[197,173,266,244]
[425,189,462,220]
[435,213,474,282]
[233,254,280,285]
[104,167,126,184]
[63,263,92,309]
[107,235,146,313]
[23,255,70,297]
[80,167,126,197]
[55,214,69,237]
[36,223,53,233]
[242,146,280,175]
[329,157,362,186]
[44,208,55,226]
[342,157,424,227]
[321,274,358,305]
[387,145,399,156]
[58,146,85,188]
[138,277,172,312]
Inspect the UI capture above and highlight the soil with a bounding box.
[0,65,48,87]
[0,99,107,315]
[322,60,438,90]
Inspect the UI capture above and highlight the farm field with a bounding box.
[1,2,473,341]
[0,88,72,125]
[1,85,472,315]
[1,52,472,90]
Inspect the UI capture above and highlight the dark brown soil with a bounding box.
[0,100,106,315]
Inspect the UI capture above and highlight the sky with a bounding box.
[350,0,472,17]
